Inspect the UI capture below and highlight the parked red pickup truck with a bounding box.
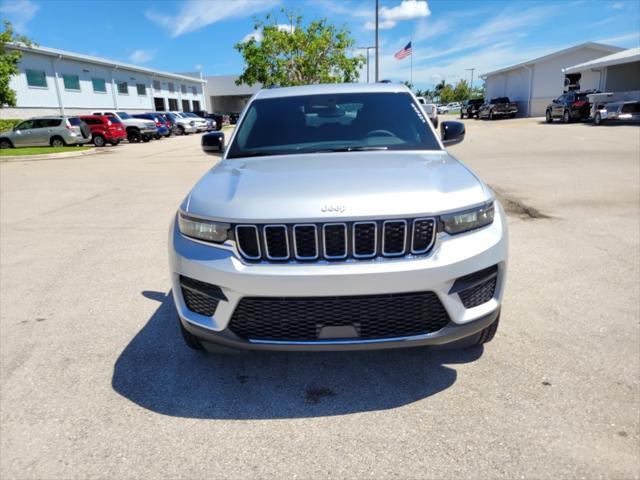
[79,115,126,146]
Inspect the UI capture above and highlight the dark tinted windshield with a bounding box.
[227,92,441,158]
[491,97,509,104]
[621,102,640,114]
[116,111,132,119]
[68,117,81,126]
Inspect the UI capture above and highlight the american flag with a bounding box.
[394,41,412,60]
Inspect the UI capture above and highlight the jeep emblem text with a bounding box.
[321,205,346,213]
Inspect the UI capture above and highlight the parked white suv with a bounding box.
[169,84,507,353]
[92,111,156,143]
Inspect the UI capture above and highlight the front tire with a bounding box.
[176,125,185,136]
[489,110,494,121]
[545,110,552,123]
[563,110,570,123]
[0,139,13,149]
[594,112,603,125]
[127,129,141,143]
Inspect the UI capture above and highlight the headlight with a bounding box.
[441,202,494,235]
[178,213,229,243]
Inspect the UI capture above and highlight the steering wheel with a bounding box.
[364,129,396,138]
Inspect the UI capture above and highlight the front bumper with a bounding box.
[168,204,508,350]
[181,124,198,133]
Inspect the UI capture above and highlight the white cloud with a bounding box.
[611,2,624,9]
[596,31,640,44]
[146,0,279,38]
[365,0,430,30]
[0,0,39,33]
[194,64,203,71]
[129,49,155,64]
[241,24,294,43]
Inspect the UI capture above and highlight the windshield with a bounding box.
[117,111,132,119]
[227,92,441,159]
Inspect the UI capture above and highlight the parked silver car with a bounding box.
[169,83,508,353]
[594,101,640,125]
[417,97,439,128]
[0,116,92,148]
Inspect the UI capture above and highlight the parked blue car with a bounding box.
[132,113,170,139]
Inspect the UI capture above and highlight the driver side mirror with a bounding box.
[201,131,225,154]
[440,121,465,147]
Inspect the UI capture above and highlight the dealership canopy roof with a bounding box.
[480,42,622,79]
[562,47,640,73]
[7,43,206,84]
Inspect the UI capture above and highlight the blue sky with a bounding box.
[2,0,639,89]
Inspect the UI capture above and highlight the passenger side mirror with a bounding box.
[440,121,465,147]
[201,131,225,154]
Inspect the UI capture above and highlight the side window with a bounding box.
[16,120,35,130]
[40,119,62,127]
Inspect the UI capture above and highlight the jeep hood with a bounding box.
[183,151,493,222]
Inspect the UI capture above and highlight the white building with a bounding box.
[203,75,261,114]
[562,47,640,97]
[480,42,622,117]
[2,44,207,119]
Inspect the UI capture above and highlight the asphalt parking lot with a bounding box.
[1,119,639,479]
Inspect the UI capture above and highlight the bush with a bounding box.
[0,118,21,132]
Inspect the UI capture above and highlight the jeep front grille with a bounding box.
[234,218,435,262]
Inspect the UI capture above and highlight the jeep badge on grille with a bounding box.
[321,205,346,213]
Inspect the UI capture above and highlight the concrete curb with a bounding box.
[0,148,103,162]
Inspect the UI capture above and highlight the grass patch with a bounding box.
[0,146,92,156]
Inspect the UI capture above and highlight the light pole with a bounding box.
[357,46,375,83]
[466,67,475,97]
[375,0,379,82]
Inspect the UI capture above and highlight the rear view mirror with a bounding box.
[441,121,465,146]
[202,131,225,154]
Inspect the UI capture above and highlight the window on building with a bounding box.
[180,84,187,94]
[92,77,107,92]
[153,80,161,90]
[168,82,175,93]
[136,83,146,96]
[191,86,197,95]
[26,69,47,88]
[117,81,128,94]
[168,98,178,111]
[154,97,166,111]
[182,99,190,112]
[192,100,201,111]
[62,74,80,91]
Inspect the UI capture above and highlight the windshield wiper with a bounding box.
[313,146,389,153]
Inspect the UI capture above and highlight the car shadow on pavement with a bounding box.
[112,291,483,419]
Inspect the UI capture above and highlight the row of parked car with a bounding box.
[0,110,225,149]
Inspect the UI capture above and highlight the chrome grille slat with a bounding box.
[323,223,348,259]
[353,222,377,258]
[263,225,289,260]
[235,218,436,262]
[411,218,436,254]
[382,220,407,257]
[293,224,319,260]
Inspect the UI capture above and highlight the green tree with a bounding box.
[235,10,364,87]
[0,21,35,107]
[452,79,471,102]
[434,79,446,97]
[401,80,414,90]
[439,84,455,104]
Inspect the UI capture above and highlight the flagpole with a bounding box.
[410,37,413,86]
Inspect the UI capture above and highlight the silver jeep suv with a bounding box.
[169,83,508,353]
[0,116,92,148]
